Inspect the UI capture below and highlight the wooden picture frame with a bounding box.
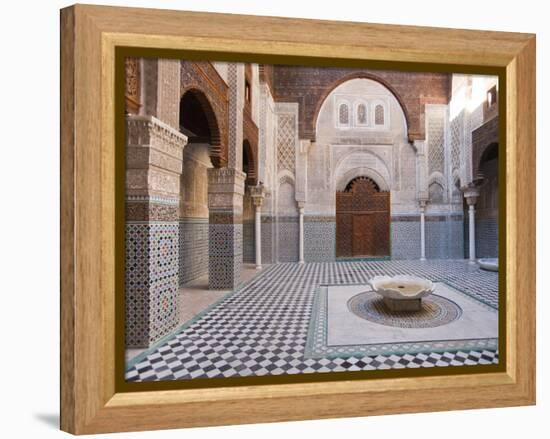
[60,4,536,434]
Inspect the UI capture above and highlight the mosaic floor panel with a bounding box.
[306,282,498,359]
[126,260,499,382]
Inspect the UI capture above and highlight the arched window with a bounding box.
[338,103,349,126]
[356,103,367,125]
[375,104,385,125]
[429,182,444,203]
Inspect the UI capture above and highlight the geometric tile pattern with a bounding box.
[476,217,498,258]
[125,222,180,348]
[277,220,299,262]
[307,284,497,359]
[242,220,256,263]
[178,218,209,286]
[208,223,243,289]
[126,260,498,381]
[391,220,421,260]
[428,107,445,175]
[347,291,462,329]
[426,219,464,259]
[304,220,336,262]
[277,113,296,171]
[261,220,276,264]
[450,112,463,173]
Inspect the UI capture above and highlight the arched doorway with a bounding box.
[336,176,390,258]
[178,90,219,287]
[476,142,499,258]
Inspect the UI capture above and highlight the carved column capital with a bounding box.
[250,183,266,208]
[418,199,428,212]
[462,186,480,206]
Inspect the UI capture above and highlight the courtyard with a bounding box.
[123,60,500,382]
[126,260,498,382]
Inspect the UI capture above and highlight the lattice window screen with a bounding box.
[450,113,463,173]
[339,104,349,125]
[357,104,367,125]
[277,114,296,171]
[375,104,385,125]
[428,112,445,175]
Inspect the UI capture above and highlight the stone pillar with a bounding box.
[250,184,266,270]
[419,199,428,261]
[463,187,480,263]
[125,115,187,348]
[208,168,246,289]
[297,201,305,264]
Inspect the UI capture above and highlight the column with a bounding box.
[125,115,187,348]
[297,202,305,264]
[208,168,246,289]
[468,204,476,262]
[419,200,427,261]
[250,184,265,270]
[463,188,480,263]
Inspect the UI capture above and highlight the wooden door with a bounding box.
[352,214,371,256]
[336,177,390,258]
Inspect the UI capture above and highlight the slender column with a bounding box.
[419,200,427,261]
[463,188,480,264]
[297,202,305,264]
[468,204,476,262]
[250,184,265,270]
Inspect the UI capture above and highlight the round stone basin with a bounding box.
[479,258,498,272]
[369,275,435,312]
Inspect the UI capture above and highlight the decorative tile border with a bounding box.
[305,282,497,359]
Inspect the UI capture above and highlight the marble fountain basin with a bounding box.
[369,275,436,312]
[478,258,498,272]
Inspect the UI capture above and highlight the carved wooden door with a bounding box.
[336,177,390,258]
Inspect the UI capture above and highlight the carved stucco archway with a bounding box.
[335,167,390,192]
[313,72,412,141]
[180,88,224,168]
[332,150,392,194]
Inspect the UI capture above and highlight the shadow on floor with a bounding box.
[34,413,59,430]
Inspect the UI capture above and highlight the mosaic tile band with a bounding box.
[347,292,462,329]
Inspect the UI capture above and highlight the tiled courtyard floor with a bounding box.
[126,260,499,382]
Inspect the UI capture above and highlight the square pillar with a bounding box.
[125,115,187,348]
[208,168,246,289]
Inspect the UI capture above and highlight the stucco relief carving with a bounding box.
[126,115,188,160]
[148,169,181,197]
[332,149,392,192]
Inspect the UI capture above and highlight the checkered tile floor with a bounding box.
[125,260,499,382]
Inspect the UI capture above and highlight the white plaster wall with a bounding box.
[449,73,499,186]
[211,61,229,84]
[258,83,277,216]
[308,78,414,216]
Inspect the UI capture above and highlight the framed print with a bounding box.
[60,4,536,434]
